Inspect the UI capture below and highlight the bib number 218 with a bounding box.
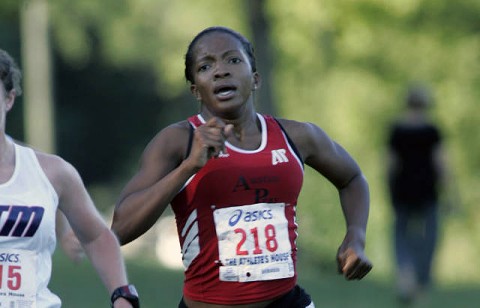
[235,224,278,255]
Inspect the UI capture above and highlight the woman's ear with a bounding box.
[252,72,261,91]
[190,84,201,101]
[5,90,16,112]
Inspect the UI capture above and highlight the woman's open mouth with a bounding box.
[214,85,237,100]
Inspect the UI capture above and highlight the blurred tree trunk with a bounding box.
[247,0,277,116]
[20,0,55,153]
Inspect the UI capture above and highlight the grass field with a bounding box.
[49,251,479,308]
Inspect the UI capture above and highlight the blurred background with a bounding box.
[1,0,479,307]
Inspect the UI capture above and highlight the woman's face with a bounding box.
[189,32,259,119]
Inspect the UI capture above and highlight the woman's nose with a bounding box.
[214,64,231,79]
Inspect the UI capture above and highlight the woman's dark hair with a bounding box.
[0,49,22,96]
[184,26,256,84]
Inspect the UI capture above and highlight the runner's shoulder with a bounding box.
[145,120,191,159]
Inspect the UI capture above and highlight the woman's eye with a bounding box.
[229,57,242,64]
[198,64,210,72]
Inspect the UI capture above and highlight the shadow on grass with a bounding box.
[50,251,479,308]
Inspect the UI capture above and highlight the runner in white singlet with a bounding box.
[0,48,138,308]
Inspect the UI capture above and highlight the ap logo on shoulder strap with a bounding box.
[271,149,289,165]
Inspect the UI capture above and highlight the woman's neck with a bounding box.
[201,104,258,133]
[200,107,260,144]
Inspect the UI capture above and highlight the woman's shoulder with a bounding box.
[273,117,334,158]
[33,150,82,197]
[142,120,193,161]
[275,117,307,131]
[34,150,71,175]
[150,120,192,145]
[275,117,326,140]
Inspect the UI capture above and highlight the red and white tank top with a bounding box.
[171,114,304,305]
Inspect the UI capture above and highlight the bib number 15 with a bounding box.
[235,224,278,255]
[0,265,22,291]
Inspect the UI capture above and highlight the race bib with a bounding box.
[213,203,294,282]
[0,249,37,308]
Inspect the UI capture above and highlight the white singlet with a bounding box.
[0,143,61,308]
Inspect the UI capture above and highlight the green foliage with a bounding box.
[49,0,248,97]
[264,0,480,281]
[0,0,18,17]
[1,0,479,286]
[47,0,480,284]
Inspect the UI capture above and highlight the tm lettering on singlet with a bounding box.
[213,203,294,282]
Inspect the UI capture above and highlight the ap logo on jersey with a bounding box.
[271,149,288,165]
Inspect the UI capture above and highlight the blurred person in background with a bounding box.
[387,84,453,305]
[0,48,139,308]
[112,26,372,308]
